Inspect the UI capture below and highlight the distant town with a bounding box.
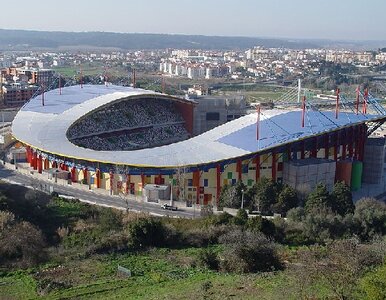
[1,46,386,107]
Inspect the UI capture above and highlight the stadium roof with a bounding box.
[12,84,385,168]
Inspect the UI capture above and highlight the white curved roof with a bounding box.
[12,84,383,168]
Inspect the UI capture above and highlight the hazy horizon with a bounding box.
[0,0,385,41]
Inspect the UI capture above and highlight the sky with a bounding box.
[0,0,385,41]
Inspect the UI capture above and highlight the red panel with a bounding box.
[44,159,49,170]
[236,159,242,181]
[335,161,352,186]
[174,102,195,135]
[272,152,277,182]
[193,170,200,187]
[96,169,101,188]
[216,164,221,206]
[301,140,305,159]
[324,134,329,159]
[71,167,76,182]
[83,168,88,182]
[37,155,42,174]
[255,155,260,181]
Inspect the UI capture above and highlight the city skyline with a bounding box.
[0,0,385,41]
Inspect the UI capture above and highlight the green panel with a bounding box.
[227,172,233,179]
[247,179,254,186]
[172,179,177,185]
[351,161,363,191]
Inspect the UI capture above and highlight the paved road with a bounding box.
[0,165,198,219]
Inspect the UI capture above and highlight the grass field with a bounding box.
[0,246,335,300]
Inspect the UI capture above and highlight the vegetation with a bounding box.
[0,181,386,299]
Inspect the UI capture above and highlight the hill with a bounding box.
[0,29,318,50]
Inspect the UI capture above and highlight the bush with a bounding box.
[197,248,219,270]
[357,263,386,300]
[127,217,166,250]
[233,209,248,226]
[246,216,276,237]
[219,229,282,273]
[353,198,386,241]
[0,221,47,267]
[98,207,123,232]
[86,232,128,255]
[204,212,233,227]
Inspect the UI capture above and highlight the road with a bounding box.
[0,164,197,219]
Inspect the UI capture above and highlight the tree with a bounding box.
[233,208,248,226]
[249,177,277,214]
[304,183,332,213]
[353,198,386,240]
[273,185,298,216]
[219,181,247,209]
[331,181,354,216]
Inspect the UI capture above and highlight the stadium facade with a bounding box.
[11,84,386,206]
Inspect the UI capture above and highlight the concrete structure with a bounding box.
[363,138,385,184]
[143,184,170,203]
[192,95,248,135]
[283,158,336,198]
[11,84,386,207]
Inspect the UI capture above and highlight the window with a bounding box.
[206,112,220,121]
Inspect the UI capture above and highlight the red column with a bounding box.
[33,152,37,170]
[96,169,101,188]
[287,144,292,161]
[324,134,329,159]
[83,168,88,183]
[193,170,200,205]
[71,167,76,182]
[348,127,353,158]
[255,155,260,182]
[311,136,318,158]
[237,159,242,181]
[359,124,366,161]
[110,170,114,194]
[44,159,49,170]
[26,146,30,164]
[141,173,145,188]
[126,174,130,194]
[37,155,42,173]
[354,126,359,160]
[334,131,339,161]
[271,151,277,182]
[216,164,221,207]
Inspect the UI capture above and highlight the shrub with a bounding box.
[304,183,332,213]
[353,198,386,241]
[98,207,123,232]
[127,217,166,249]
[246,216,276,237]
[197,248,219,270]
[86,232,128,255]
[233,209,248,226]
[0,221,47,267]
[219,229,282,273]
[204,212,233,227]
[331,181,354,216]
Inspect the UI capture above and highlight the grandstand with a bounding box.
[67,97,189,150]
[11,84,386,207]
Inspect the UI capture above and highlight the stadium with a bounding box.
[11,84,386,207]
